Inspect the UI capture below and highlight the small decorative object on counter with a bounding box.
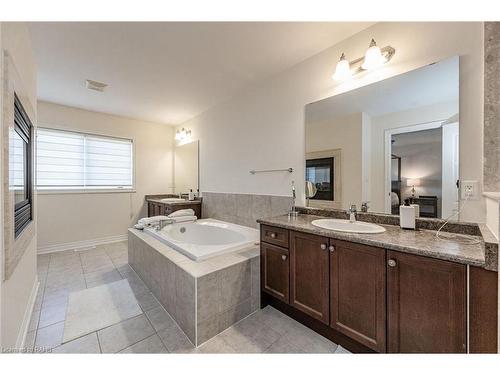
[400,199,416,230]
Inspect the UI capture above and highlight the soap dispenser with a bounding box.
[400,199,416,230]
[188,189,195,201]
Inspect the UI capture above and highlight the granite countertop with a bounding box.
[257,214,495,270]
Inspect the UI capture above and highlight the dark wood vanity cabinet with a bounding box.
[289,231,330,324]
[387,250,466,353]
[330,240,386,352]
[260,242,290,303]
[260,225,469,354]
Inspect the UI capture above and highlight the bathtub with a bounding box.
[143,218,259,261]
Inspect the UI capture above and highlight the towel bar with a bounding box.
[249,168,293,174]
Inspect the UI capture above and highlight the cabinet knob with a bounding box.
[329,245,335,252]
[281,255,287,261]
[320,243,327,250]
[388,259,397,267]
[270,232,276,238]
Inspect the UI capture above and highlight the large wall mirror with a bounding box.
[174,140,199,195]
[305,56,459,219]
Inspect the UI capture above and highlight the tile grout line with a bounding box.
[117,332,159,353]
[95,331,103,354]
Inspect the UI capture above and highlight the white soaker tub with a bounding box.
[143,218,259,261]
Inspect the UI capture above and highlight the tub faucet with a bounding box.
[289,181,299,218]
[348,204,357,223]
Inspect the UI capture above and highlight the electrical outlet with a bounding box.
[461,180,479,200]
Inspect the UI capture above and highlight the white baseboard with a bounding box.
[37,234,128,255]
[16,277,39,349]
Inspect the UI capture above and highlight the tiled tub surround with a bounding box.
[258,214,497,271]
[201,192,291,229]
[128,229,260,346]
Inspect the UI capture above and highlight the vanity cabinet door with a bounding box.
[330,240,386,352]
[387,250,466,353]
[290,231,330,324]
[261,242,289,303]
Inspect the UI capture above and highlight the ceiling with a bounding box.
[306,56,459,123]
[29,22,373,125]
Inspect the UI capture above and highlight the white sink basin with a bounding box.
[311,219,386,234]
[160,198,186,203]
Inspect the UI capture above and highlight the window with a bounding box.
[37,128,133,191]
[11,94,33,237]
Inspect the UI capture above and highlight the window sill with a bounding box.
[37,189,136,195]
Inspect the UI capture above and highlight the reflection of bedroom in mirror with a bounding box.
[305,56,459,219]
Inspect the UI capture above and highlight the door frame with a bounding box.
[383,120,446,214]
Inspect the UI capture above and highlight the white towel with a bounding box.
[168,209,195,218]
[138,215,169,226]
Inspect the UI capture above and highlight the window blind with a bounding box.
[37,128,133,190]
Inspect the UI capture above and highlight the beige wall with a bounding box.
[178,22,485,223]
[0,22,38,349]
[36,102,174,251]
[306,112,364,209]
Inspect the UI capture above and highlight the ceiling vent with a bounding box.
[85,79,108,92]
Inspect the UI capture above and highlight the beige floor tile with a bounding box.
[38,301,68,329]
[98,314,155,353]
[264,337,305,353]
[35,322,65,349]
[281,323,337,353]
[42,289,71,308]
[119,334,168,353]
[135,291,161,312]
[334,345,352,354]
[84,268,123,288]
[219,322,281,353]
[52,333,101,353]
[111,254,128,268]
[157,325,195,353]
[197,335,236,353]
[44,279,87,294]
[145,306,177,332]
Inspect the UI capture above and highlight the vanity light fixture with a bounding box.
[175,127,192,141]
[361,39,386,70]
[332,53,352,81]
[332,39,395,81]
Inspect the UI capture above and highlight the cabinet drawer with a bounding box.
[261,225,289,248]
[261,242,289,303]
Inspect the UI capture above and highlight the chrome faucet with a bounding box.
[348,204,357,223]
[156,218,175,231]
[361,201,369,213]
[289,180,299,218]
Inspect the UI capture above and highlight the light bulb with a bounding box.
[362,39,385,71]
[332,53,352,81]
[175,130,181,140]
